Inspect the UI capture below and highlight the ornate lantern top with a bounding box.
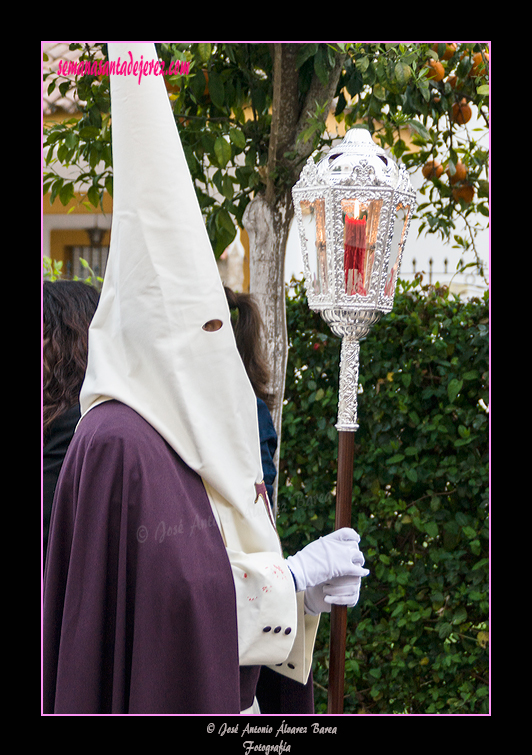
[315,127,407,189]
[292,128,417,339]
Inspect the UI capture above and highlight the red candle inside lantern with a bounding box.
[344,210,367,295]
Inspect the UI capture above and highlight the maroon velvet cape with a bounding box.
[42,400,244,714]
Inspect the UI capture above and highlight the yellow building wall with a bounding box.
[43,192,113,269]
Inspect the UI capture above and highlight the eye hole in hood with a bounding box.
[202,319,223,332]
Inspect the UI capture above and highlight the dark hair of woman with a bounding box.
[42,280,100,438]
[224,286,275,412]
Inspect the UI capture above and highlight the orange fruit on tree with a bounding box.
[447,75,457,88]
[431,43,457,61]
[470,50,489,77]
[422,160,444,179]
[164,78,181,94]
[444,43,457,60]
[447,161,468,185]
[426,59,445,81]
[452,99,472,124]
[452,183,475,203]
[447,74,465,92]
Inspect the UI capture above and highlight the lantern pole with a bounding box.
[327,332,360,714]
[328,429,356,713]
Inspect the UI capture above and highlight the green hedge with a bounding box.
[277,278,489,714]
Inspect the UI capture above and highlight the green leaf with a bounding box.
[296,43,319,69]
[87,184,100,207]
[418,80,431,102]
[478,180,489,198]
[357,55,370,73]
[190,70,207,101]
[452,607,468,625]
[314,47,330,87]
[215,207,234,235]
[221,174,234,200]
[408,410,420,426]
[447,378,463,404]
[387,454,405,464]
[214,136,231,168]
[207,70,224,110]
[50,177,64,205]
[59,182,75,206]
[197,43,212,64]
[78,126,100,140]
[64,131,78,150]
[229,127,246,150]
[406,119,430,142]
[394,62,412,91]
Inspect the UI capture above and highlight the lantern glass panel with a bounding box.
[385,201,412,296]
[300,198,328,295]
[341,197,382,296]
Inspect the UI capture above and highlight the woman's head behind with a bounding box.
[43,280,100,435]
[224,287,274,412]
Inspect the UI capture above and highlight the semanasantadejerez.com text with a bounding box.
[57,51,190,84]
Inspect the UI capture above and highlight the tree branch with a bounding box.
[293,50,347,163]
[266,44,300,205]
[266,45,347,204]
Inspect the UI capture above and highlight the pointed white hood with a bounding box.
[80,43,279,557]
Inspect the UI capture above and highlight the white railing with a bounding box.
[400,256,488,297]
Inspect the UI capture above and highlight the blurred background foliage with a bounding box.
[278,278,489,714]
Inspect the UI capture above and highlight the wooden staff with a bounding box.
[327,430,355,714]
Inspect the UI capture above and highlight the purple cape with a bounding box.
[42,400,244,714]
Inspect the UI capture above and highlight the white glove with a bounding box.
[304,571,369,616]
[286,528,367,592]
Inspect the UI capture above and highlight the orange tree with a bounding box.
[44,42,489,260]
[334,43,489,273]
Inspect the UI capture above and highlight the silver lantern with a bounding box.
[292,127,417,432]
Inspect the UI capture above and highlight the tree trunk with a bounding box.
[243,190,293,515]
[245,44,347,515]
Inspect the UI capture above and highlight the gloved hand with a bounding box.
[304,571,369,616]
[286,528,368,592]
